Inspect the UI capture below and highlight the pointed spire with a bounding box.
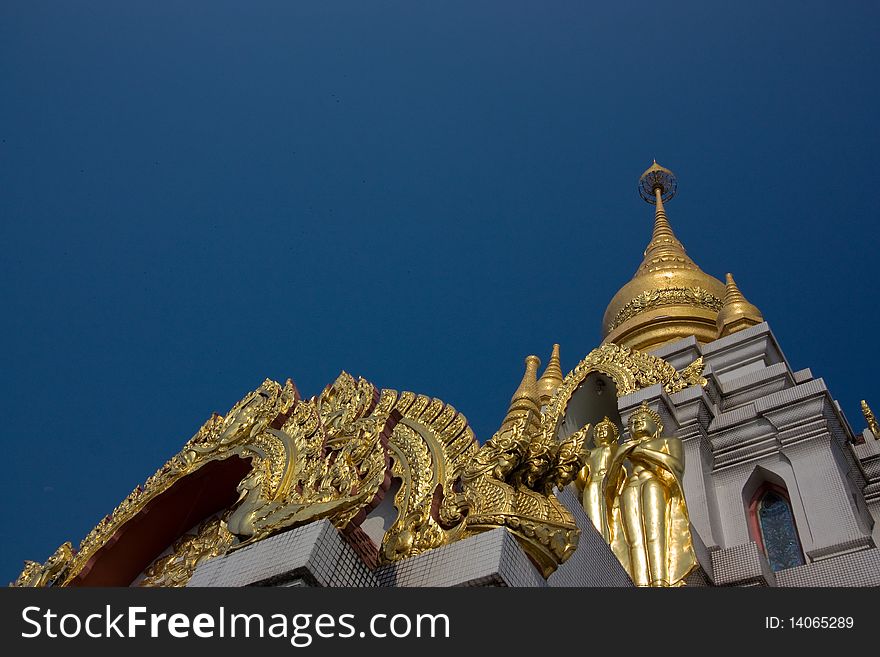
[861,400,879,438]
[500,355,542,433]
[635,162,702,276]
[716,273,764,337]
[537,344,564,405]
[722,272,748,304]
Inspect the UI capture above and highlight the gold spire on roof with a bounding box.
[537,344,564,405]
[862,400,879,438]
[716,273,764,337]
[500,355,542,433]
[637,176,701,276]
[602,162,726,352]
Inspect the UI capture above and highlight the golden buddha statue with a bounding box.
[604,403,696,586]
[576,417,621,542]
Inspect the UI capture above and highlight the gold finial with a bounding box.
[716,273,764,337]
[636,162,700,276]
[722,273,747,303]
[500,355,542,432]
[639,160,677,203]
[861,400,879,438]
[537,343,564,405]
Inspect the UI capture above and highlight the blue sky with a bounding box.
[2,1,879,583]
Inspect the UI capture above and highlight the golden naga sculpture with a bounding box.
[13,361,583,586]
[222,375,396,548]
[446,356,588,576]
[588,403,697,587]
[452,412,587,577]
[381,391,478,563]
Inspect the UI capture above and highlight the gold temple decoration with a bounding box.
[14,375,399,587]
[603,162,726,351]
[17,357,593,585]
[862,400,879,438]
[140,517,234,587]
[541,343,705,440]
[15,338,706,585]
[537,343,565,406]
[223,373,395,548]
[47,378,300,586]
[446,356,588,577]
[716,273,764,337]
[13,542,74,587]
[380,391,479,563]
[602,403,697,586]
[609,287,723,333]
[501,355,543,433]
[575,417,620,541]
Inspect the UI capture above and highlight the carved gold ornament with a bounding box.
[608,286,723,333]
[12,542,74,587]
[451,413,589,577]
[541,343,705,440]
[381,392,478,563]
[223,374,396,548]
[140,517,234,587]
[15,342,702,586]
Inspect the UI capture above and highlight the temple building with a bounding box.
[14,162,880,588]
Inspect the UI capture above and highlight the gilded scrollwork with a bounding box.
[541,343,705,442]
[607,286,723,333]
[224,374,395,548]
[39,374,396,586]
[380,392,478,563]
[50,378,299,586]
[140,517,234,587]
[12,542,74,587]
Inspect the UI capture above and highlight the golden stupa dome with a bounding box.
[601,162,727,352]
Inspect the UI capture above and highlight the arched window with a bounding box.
[748,483,805,571]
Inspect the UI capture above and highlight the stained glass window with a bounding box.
[757,491,805,571]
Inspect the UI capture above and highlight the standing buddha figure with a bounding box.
[605,403,697,586]
[576,417,621,542]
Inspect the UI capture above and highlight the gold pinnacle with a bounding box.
[716,273,764,337]
[862,400,879,438]
[635,187,700,276]
[537,344,564,405]
[501,355,542,432]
